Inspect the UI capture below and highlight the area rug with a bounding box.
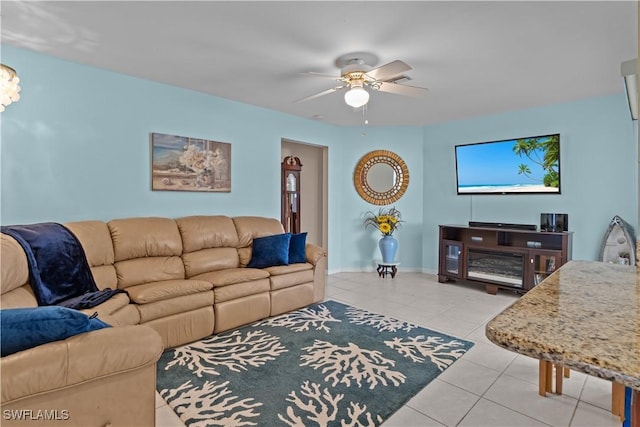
[156,300,474,426]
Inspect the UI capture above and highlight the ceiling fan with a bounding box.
[297,53,428,108]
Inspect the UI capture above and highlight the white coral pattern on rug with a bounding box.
[254,304,341,333]
[157,301,474,427]
[345,306,417,333]
[160,379,262,427]
[384,335,469,371]
[278,381,383,427]
[300,340,406,389]
[164,329,287,376]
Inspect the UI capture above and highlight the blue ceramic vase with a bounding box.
[379,235,398,263]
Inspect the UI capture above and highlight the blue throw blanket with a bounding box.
[1,223,125,309]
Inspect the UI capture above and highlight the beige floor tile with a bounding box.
[570,401,621,427]
[461,341,517,373]
[459,398,548,426]
[579,375,615,412]
[155,391,165,409]
[406,379,481,426]
[484,374,578,426]
[156,272,621,427]
[382,405,445,427]
[502,354,545,385]
[155,404,184,427]
[437,358,503,396]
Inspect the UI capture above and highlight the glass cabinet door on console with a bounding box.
[529,250,563,289]
[440,240,463,279]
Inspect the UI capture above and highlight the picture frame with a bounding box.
[151,132,231,192]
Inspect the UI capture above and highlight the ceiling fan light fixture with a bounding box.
[0,64,21,112]
[344,85,369,108]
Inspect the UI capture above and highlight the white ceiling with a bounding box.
[1,1,637,126]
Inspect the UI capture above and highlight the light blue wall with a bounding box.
[339,125,424,271]
[0,45,348,270]
[422,94,638,272]
[2,45,636,274]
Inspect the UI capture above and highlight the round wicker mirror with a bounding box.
[353,150,409,205]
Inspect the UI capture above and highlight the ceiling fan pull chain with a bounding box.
[362,104,369,125]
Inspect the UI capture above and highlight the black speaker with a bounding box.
[540,213,568,232]
[469,221,537,231]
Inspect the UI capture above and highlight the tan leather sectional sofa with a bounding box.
[0,215,327,427]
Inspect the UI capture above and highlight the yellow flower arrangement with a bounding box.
[363,207,403,236]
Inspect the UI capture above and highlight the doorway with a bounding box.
[281,139,328,250]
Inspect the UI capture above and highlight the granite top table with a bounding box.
[485,260,640,390]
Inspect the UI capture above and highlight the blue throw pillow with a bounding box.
[247,233,292,268]
[289,232,308,264]
[1,306,111,357]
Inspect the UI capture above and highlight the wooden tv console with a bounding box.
[438,224,572,294]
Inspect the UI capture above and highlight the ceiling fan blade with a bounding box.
[295,86,344,103]
[375,81,428,97]
[302,72,343,81]
[366,60,412,81]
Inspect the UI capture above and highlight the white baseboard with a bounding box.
[327,266,427,274]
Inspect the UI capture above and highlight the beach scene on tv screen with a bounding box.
[456,134,560,194]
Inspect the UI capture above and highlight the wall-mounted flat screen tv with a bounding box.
[455,133,560,195]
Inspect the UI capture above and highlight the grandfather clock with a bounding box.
[281,156,302,234]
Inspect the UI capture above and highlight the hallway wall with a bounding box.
[281,140,326,247]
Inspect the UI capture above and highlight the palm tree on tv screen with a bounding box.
[512,135,559,188]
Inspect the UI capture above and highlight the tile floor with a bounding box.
[155,272,623,427]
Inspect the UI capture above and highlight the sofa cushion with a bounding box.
[137,291,214,323]
[108,217,183,262]
[0,307,110,357]
[182,247,239,278]
[125,279,213,304]
[1,234,29,295]
[288,232,307,264]
[64,221,114,268]
[79,292,131,317]
[115,256,186,289]
[264,262,313,276]
[1,325,163,404]
[233,216,286,267]
[192,268,270,287]
[88,304,140,327]
[1,223,102,307]
[213,279,270,303]
[1,284,38,308]
[247,233,291,268]
[268,269,315,291]
[233,216,286,248]
[65,221,118,290]
[176,215,239,253]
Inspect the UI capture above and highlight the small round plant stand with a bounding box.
[377,262,400,279]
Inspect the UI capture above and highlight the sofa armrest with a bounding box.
[1,325,163,404]
[305,243,328,266]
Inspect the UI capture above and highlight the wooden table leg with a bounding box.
[539,360,552,396]
[633,389,640,427]
[555,364,563,395]
[612,382,625,420]
[545,361,552,393]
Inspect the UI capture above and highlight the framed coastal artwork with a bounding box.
[151,132,231,192]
